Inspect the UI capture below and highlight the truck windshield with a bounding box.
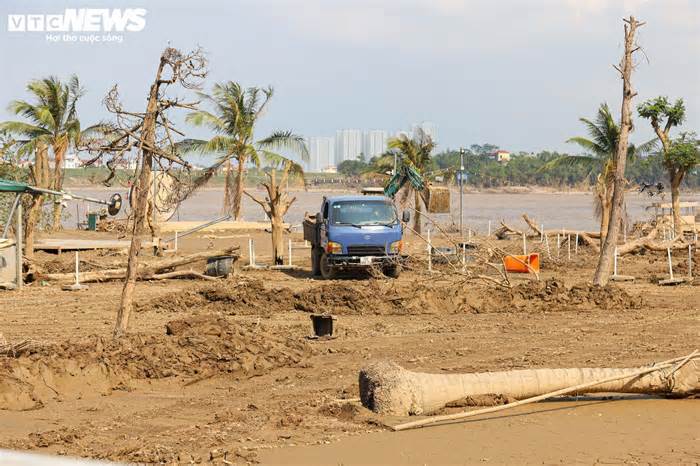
[331,200,397,226]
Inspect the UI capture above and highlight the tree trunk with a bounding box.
[23,195,43,261]
[114,59,164,338]
[24,144,51,261]
[599,190,611,242]
[223,160,232,215]
[593,17,642,287]
[413,190,422,235]
[271,218,284,265]
[360,359,698,416]
[244,165,296,265]
[670,170,684,235]
[50,145,68,231]
[232,158,245,220]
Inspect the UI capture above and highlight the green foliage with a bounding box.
[337,159,370,176]
[637,96,686,128]
[666,132,700,171]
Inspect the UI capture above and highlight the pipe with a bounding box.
[162,215,232,243]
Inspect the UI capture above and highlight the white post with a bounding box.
[522,232,527,255]
[75,251,79,284]
[427,229,432,273]
[567,234,571,260]
[688,244,693,279]
[544,233,552,259]
[16,202,22,290]
[174,231,178,252]
[288,239,293,266]
[540,224,544,243]
[613,247,618,276]
[556,233,560,258]
[461,243,466,273]
[487,221,491,237]
[468,228,472,242]
[248,238,254,266]
[574,233,579,255]
[667,247,673,280]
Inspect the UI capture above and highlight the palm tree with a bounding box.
[183,81,308,219]
[546,103,654,239]
[384,128,436,234]
[0,76,85,230]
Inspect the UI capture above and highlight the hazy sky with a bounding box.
[1,0,698,155]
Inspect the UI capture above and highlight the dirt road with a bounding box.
[0,229,698,464]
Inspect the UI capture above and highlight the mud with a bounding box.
[137,277,644,317]
[0,315,309,411]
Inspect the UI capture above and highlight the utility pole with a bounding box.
[393,153,397,175]
[459,147,465,239]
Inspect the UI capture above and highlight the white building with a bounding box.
[63,152,83,169]
[363,130,387,159]
[307,136,335,172]
[335,129,363,163]
[411,121,438,142]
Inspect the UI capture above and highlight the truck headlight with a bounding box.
[326,241,342,254]
[389,240,402,254]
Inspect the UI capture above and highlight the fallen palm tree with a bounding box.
[359,352,699,429]
[36,246,239,283]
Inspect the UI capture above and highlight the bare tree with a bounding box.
[84,47,207,337]
[244,161,301,265]
[593,17,644,287]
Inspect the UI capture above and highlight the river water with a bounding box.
[59,186,698,233]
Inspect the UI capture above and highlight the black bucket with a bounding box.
[206,255,238,277]
[310,314,335,338]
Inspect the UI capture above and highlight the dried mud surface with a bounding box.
[0,231,698,464]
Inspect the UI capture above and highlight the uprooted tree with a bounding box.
[245,159,306,265]
[84,47,207,338]
[637,97,699,234]
[593,16,644,287]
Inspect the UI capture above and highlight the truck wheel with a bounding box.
[320,252,337,280]
[311,248,322,276]
[383,263,401,279]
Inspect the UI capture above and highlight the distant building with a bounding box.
[63,152,83,169]
[363,130,387,158]
[491,150,511,163]
[321,165,337,173]
[411,121,438,142]
[335,129,363,163]
[307,136,335,172]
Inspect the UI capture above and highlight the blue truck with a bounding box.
[303,194,410,279]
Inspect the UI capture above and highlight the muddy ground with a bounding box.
[0,229,698,464]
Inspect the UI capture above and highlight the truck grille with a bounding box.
[347,245,385,256]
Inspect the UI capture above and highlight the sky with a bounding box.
[1,0,698,157]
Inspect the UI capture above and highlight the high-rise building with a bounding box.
[411,121,438,142]
[335,129,363,163]
[307,136,335,172]
[363,130,388,159]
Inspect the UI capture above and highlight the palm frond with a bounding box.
[257,130,309,162]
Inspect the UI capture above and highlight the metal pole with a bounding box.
[459,148,464,240]
[688,244,693,279]
[16,202,22,290]
[487,220,491,237]
[567,234,571,260]
[248,238,253,267]
[2,194,20,239]
[174,231,178,252]
[667,247,673,280]
[575,233,579,255]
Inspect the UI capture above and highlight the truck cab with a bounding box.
[304,195,409,279]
